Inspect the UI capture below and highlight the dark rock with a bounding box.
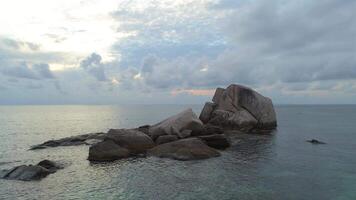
[191,124,224,136]
[156,135,179,145]
[307,139,326,144]
[2,159,62,181]
[88,140,130,162]
[30,132,106,150]
[106,129,155,154]
[199,102,216,123]
[148,108,204,140]
[177,129,192,139]
[2,165,50,181]
[147,138,220,161]
[37,160,63,173]
[137,125,150,135]
[198,134,230,149]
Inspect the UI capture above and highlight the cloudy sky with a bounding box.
[0,0,355,104]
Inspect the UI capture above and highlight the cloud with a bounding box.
[1,62,55,80]
[109,0,356,95]
[32,63,55,79]
[80,53,108,81]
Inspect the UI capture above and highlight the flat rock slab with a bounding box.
[30,132,106,150]
[148,138,220,161]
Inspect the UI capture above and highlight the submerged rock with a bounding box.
[199,84,277,132]
[148,108,204,140]
[88,140,130,162]
[30,132,106,150]
[307,139,326,144]
[198,134,230,150]
[147,138,220,161]
[37,160,64,173]
[106,129,155,154]
[2,160,63,181]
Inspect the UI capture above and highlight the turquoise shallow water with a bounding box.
[0,105,356,200]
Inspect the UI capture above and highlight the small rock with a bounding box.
[156,135,178,145]
[37,160,63,173]
[191,124,224,136]
[198,134,230,149]
[177,129,192,139]
[307,139,326,144]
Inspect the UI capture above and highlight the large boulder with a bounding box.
[2,160,62,181]
[106,129,155,154]
[148,108,204,140]
[88,140,130,162]
[198,134,230,150]
[147,138,220,161]
[199,84,277,131]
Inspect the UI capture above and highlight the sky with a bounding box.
[0,0,355,105]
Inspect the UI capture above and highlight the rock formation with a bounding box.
[199,84,277,132]
[1,160,63,181]
[27,84,277,165]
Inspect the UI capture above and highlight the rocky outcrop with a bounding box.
[1,160,63,181]
[148,108,204,140]
[30,132,106,150]
[147,138,220,161]
[106,129,155,154]
[199,84,277,132]
[198,134,230,149]
[88,140,130,162]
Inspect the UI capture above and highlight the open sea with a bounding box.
[0,105,356,200]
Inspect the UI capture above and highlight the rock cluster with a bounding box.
[88,109,227,162]
[199,84,277,132]
[1,160,63,181]
[22,84,278,180]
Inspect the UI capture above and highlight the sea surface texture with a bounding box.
[0,105,355,200]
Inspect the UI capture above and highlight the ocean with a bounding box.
[0,105,356,200]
